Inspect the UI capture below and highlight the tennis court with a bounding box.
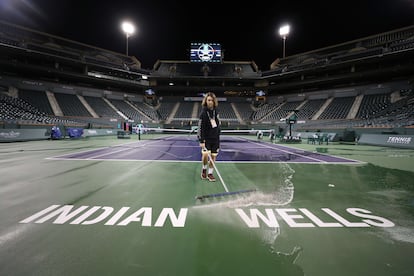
[1,134,413,275]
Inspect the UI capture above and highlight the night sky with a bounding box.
[1,0,413,70]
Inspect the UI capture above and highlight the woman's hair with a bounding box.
[201,92,218,107]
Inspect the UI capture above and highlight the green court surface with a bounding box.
[1,135,413,276]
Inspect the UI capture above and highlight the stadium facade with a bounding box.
[1,20,413,142]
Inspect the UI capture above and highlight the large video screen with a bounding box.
[190,43,222,63]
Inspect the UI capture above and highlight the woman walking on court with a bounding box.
[198,92,220,182]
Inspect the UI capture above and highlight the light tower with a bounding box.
[279,24,290,58]
[121,21,135,56]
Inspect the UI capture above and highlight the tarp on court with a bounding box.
[67,128,83,138]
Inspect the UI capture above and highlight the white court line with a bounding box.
[234,137,328,163]
[206,151,229,193]
[47,135,364,164]
[236,137,367,164]
[48,139,161,160]
[86,139,177,159]
[84,146,134,160]
[46,157,365,165]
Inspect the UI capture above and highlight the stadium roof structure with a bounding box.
[1,20,414,97]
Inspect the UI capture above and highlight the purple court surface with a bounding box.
[50,136,361,164]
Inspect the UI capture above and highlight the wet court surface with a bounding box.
[1,135,413,276]
[49,135,361,164]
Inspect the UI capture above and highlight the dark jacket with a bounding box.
[197,107,220,143]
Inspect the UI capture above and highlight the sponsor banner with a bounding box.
[184,97,227,102]
[358,134,414,149]
[83,129,115,137]
[0,129,49,142]
[0,128,116,142]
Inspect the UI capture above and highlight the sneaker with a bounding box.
[201,169,207,180]
[207,174,216,182]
